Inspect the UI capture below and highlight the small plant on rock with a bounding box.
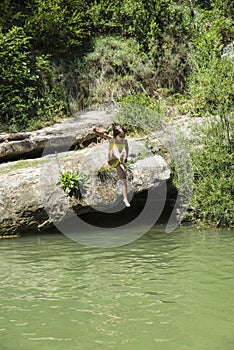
[124,159,135,172]
[96,165,116,183]
[59,170,90,199]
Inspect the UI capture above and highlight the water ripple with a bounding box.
[0,228,234,350]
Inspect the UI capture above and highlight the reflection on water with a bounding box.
[0,227,234,350]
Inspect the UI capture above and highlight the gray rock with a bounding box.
[131,156,170,191]
[0,109,114,162]
[1,109,202,237]
[0,139,171,236]
[0,109,204,162]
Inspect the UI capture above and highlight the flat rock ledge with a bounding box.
[0,108,204,163]
[0,140,171,237]
[0,109,202,237]
[0,109,114,162]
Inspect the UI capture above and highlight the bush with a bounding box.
[0,26,66,132]
[64,36,159,111]
[25,0,91,60]
[187,55,234,116]
[185,11,233,228]
[59,170,90,199]
[90,1,194,93]
[188,119,233,228]
[0,27,35,130]
[186,11,234,120]
[0,0,32,31]
[113,95,165,134]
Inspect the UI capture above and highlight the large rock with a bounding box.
[0,109,114,162]
[0,139,171,237]
[0,108,204,163]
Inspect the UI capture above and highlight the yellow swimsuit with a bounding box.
[108,140,125,168]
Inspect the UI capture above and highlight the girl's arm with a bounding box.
[93,127,112,140]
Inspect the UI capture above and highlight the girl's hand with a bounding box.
[93,127,109,136]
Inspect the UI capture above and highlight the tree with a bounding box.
[25,0,92,60]
[0,26,66,131]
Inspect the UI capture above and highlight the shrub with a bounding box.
[186,11,234,122]
[113,97,165,135]
[188,119,233,228]
[0,0,32,31]
[0,27,36,130]
[90,1,194,93]
[0,26,66,132]
[64,36,159,111]
[59,170,90,199]
[25,0,91,60]
[96,165,116,184]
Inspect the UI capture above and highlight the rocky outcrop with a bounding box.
[0,109,114,162]
[0,108,204,163]
[0,139,171,237]
[1,108,201,237]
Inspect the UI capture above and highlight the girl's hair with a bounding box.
[113,124,125,137]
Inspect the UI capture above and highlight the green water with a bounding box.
[0,227,234,350]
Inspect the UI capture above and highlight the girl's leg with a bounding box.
[116,164,130,207]
[120,179,130,207]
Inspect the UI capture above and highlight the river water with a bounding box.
[0,227,234,350]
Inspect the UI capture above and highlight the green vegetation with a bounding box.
[96,159,134,184]
[96,165,116,183]
[59,170,90,199]
[185,13,234,228]
[113,98,165,134]
[0,0,233,227]
[70,36,159,109]
[187,120,233,228]
[1,0,233,129]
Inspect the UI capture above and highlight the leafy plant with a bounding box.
[59,170,90,199]
[90,0,194,93]
[187,10,234,110]
[124,159,135,172]
[186,120,234,228]
[25,0,92,60]
[114,100,165,135]
[65,36,159,110]
[0,26,67,132]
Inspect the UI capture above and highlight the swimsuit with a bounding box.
[108,140,125,168]
[108,158,120,168]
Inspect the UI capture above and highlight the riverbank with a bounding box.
[1,108,182,238]
[1,108,232,238]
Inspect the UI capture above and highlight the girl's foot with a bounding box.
[123,199,130,207]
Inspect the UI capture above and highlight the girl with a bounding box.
[93,124,130,207]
